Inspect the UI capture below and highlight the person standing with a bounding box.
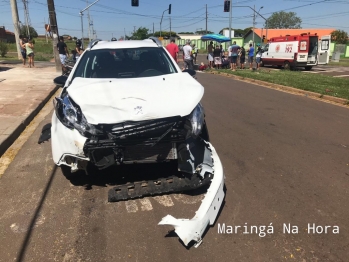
[213,45,222,69]
[207,41,214,68]
[248,43,255,70]
[19,35,27,67]
[255,46,262,70]
[57,36,69,73]
[166,38,179,63]
[183,40,194,70]
[25,40,34,68]
[192,43,198,64]
[229,41,240,71]
[239,46,246,69]
[75,44,84,61]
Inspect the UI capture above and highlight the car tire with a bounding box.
[283,61,291,70]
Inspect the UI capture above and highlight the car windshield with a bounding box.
[72,47,177,79]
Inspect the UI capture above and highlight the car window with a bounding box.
[72,47,177,79]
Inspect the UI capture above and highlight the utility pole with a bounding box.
[87,0,91,41]
[10,0,21,60]
[47,0,61,72]
[229,0,232,45]
[205,4,207,34]
[252,5,255,47]
[153,23,154,36]
[22,0,31,39]
[169,17,171,37]
[124,28,126,40]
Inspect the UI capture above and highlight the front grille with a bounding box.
[93,116,186,145]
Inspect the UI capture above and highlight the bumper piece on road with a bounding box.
[38,123,52,144]
[159,142,225,247]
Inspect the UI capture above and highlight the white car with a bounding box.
[40,37,225,248]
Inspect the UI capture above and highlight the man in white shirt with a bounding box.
[183,40,194,70]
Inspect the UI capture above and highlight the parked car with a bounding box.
[39,37,225,248]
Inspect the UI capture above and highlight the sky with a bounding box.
[0,0,348,40]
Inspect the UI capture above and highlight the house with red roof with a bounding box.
[0,26,15,43]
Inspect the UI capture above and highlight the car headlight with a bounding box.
[186,103,205,138]
[53,94,100,136]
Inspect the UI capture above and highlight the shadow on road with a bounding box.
[16,165,58,262]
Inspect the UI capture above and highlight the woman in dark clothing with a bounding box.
[213,45,222,69]
[239,47,246,69]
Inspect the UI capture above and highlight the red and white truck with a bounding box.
[261,33,331,70]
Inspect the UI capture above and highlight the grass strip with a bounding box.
[212,68,349,100]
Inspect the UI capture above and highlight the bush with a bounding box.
[0,42,9,57]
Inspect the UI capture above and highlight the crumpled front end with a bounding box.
[159,142,225,247]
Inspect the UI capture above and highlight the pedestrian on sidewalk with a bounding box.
[57,36,69,73]
[25,40,35,68]
[75,44,84,61]
[239,46,246,69]
[256,46,262,70]
[183,40,194,70]
[247,43,255,70]
[207,41,214,68]
[192,43,198,64]
[213,45,222,69]
[229,41,240,71]
[166,38,179,63]
[19,35,27,67]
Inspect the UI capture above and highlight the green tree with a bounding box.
[331,29,348,44]
[219,27,252,37]
[130,27,150,40]
[195,30,213,35]
[19,25,38,38]
[265,11,302,29]
[153,31,178,38]
[178,32,194,34]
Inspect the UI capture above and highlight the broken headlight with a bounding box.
[53,95,100,136]
[186,103,205,138]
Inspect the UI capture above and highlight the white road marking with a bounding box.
[153,195,174,206]
[125,200,139,213]
[139,198,153,211]
[332,74,348,77]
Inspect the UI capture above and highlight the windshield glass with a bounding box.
[72,47,177,79]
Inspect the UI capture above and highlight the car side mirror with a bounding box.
[53,75,68,87]
[182,69,196,76]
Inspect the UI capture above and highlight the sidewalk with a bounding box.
[0,62,60,157]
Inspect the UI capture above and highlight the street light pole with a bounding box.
[235,5,268,43]
[160,9,168,38]
[80,0,100,49]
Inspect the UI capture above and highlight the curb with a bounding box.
[0,84,60,158]
[207,70,349,106]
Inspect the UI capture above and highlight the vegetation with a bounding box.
[212,68,349,100]
[0,42,9,57]
[265,11,302,29]
[219,27,252,37]
[331,30,348,44]
[19,25,38,38]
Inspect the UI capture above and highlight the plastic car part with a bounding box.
[159,142,225,248]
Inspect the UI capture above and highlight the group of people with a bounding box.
[165,39,198,70]
[207,41,263,71]
[19,35,35,68]
[56,36,84,73]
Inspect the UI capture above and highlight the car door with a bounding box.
[318,35,331,65]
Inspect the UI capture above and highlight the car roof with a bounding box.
[90,39,160,50]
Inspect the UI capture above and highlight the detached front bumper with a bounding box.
[159,142,225,247]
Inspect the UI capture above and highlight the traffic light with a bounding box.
[168,4,171,14]
[262,35,266,43]
[131,0,139,7]
[224,0,230,12]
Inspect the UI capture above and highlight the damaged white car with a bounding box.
[39,38,225,247]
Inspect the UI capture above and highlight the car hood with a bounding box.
[67,73,204,125]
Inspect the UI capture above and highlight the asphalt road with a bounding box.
[0,73,349,261]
